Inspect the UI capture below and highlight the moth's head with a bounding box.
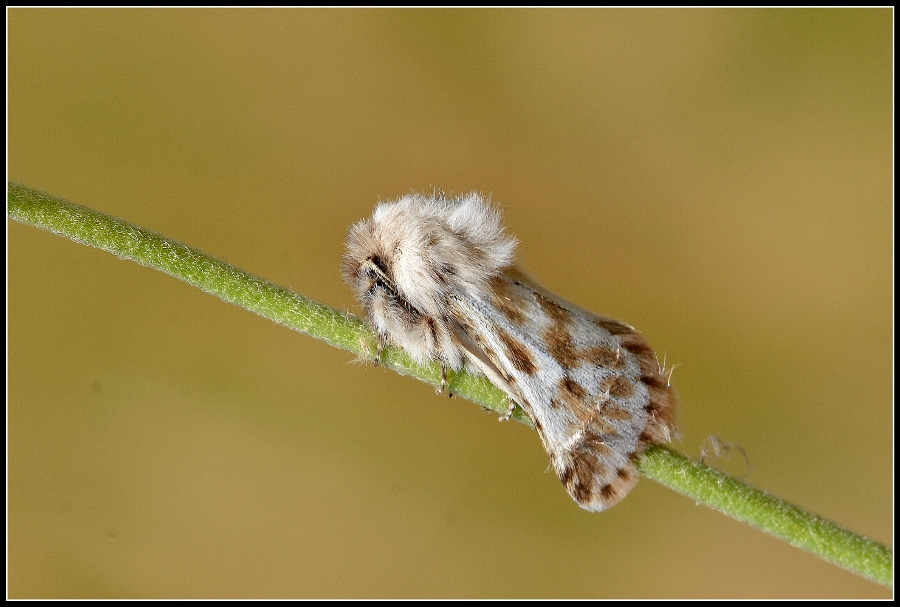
[341,192,517,322]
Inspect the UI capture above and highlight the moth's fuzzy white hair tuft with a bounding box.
[342,192,516,367]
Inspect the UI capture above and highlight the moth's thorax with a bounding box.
[342,193,516,366]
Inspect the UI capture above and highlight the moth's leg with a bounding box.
[499,397,516,422]
[436,363,448,395]
[374,335,386,366]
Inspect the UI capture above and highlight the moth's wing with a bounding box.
[447,267,677,512]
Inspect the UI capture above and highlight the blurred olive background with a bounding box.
[8,8,891,598]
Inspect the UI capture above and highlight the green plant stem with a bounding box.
[8,182,893,588]
[638,445,891,588]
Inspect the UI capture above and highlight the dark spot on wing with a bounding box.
[535,292,572,326]
[602,375,635,399]
[544,325,581,369]
[583,344,626,369]
[587,416,619,437]
[533,292,584,369]
[496,326,537,376]
[555,375,593,419]
[600,405,635,422]
[489,275,526,325]
[593,317,634,336]
[619,332,657,374]
[560,376,587,400]
[599,483,618,502]
[568,455,597,505]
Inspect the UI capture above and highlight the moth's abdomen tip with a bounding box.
[557,453,640,512]
[572,480,638,512]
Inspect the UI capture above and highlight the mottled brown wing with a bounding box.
[448,267,677,511]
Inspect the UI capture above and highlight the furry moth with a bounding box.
[342,192,677,511]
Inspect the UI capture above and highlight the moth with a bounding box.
[342,192,677,511]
